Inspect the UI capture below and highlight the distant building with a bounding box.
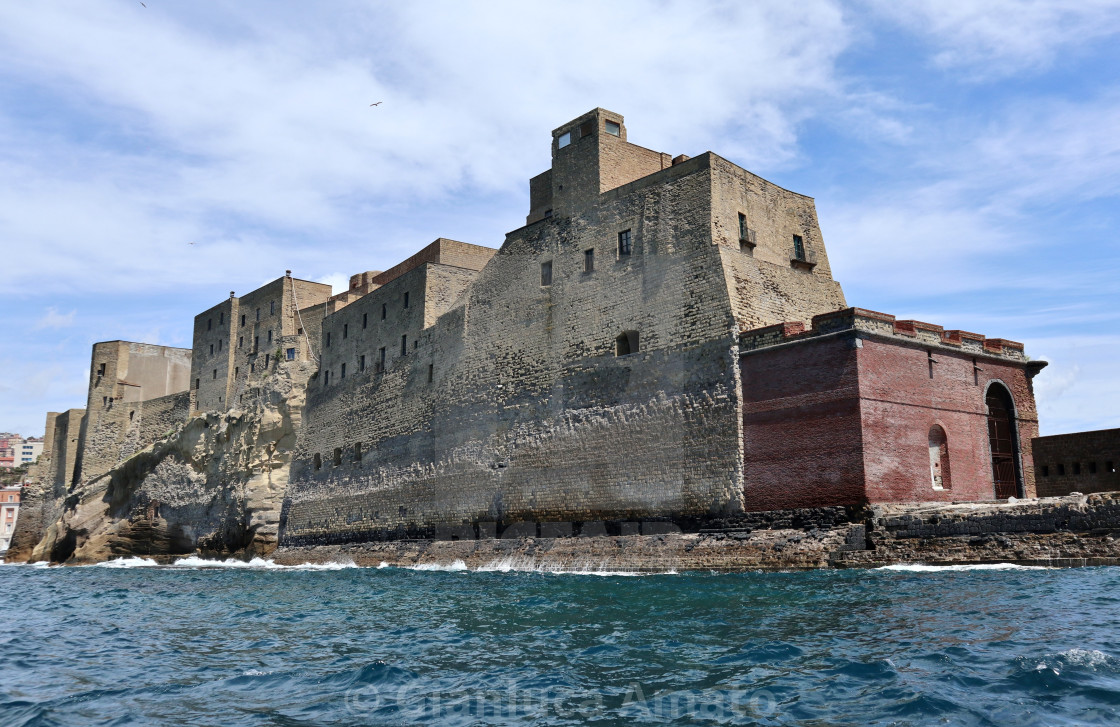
[0,486,20,551]
[18,438,43,466]
[1033,428,1120,497]
[0,434,43,469]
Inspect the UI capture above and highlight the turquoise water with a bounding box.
[2,560,1120,726]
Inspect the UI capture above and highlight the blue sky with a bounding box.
[2,0,1118,437]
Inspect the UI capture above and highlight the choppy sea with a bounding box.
[2,558,1120,726]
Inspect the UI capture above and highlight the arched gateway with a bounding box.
[986,383,1021,499]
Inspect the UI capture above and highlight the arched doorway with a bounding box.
[986,384,1021,499]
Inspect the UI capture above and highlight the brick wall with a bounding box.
[742,335,865,510]
[740,309,1043,510]
[1034,428,1120,497]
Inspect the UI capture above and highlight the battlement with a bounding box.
[740,307,1030,362]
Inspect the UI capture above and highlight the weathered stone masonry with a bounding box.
[12,107,1062,564]
[282,108,850,545]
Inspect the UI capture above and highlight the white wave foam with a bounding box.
[372,555,667,575]
[405,560,470,572]
[169,556,357,570]
[878,563,1050,572]
[1057,648,1113,668]
[92,557,162,568]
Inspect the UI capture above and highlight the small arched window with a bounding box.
[313,453,322,471]
[929,425,952,490]
[615,330,639,356]
[332,448,343,467]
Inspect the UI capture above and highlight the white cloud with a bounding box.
[864,0,1120,78]
[34,307,76,329]
[314,272,349,297]
[0,0,855,297]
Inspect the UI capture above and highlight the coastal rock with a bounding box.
[12,362,313,564]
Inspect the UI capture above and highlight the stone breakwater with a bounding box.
[271,493,1120,571]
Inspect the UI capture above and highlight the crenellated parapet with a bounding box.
[740,307,1028,363]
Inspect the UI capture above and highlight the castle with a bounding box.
[19,109,1047,554]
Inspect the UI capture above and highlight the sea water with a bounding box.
[2,559,1120,726]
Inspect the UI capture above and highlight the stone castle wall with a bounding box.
[281,114,852,543]
[80,342,191,483]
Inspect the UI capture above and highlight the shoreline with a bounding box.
[10,492,1120,573]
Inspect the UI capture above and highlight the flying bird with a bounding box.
[140,2,146,6]
[188,242,196,246]
[370,101,382,106]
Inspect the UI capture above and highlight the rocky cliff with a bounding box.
[7,361,314,564]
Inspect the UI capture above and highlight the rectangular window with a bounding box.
[209,344,214,355]
[579,120,594,138]
[256,308,260,322]
[793,234,806,261]
[286,348,295,361]
[326,332,331,348]
[239,336,244,349]
[324,370,329,386]
[267,330,272,344]
[98,363,106,376]
[1041,465,1049,477]
[212,369,217,380]
[264,354,269,366]
[541,260,553,286]
[584,248,594,273]
[1089,461,1098,474]
[341,362,346,379]
[250,362,255,373]
[558,131,571,148]
[379,347,386,371]
[381,303,387,320]
[219,312,224,325]
[738,213,753,246]
[401,334,408,356]
[618,229,632,257]
[343,323,348,339]
[235,367,239,377]
[207,318,212,331]
[254,335,259,350]
[1074,462,1082,475]
[240,314,245,327]
[218,340,222,351]
[354,442,362,464]
[605,120,621,137]
[362,313,368,329]
[1058,463,1066,475]
[403,291,410,309]
[359,354,366,372]
[270,301,275,316]
[428,363,434,383]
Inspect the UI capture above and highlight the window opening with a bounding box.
[618,229,632,257]
[541,260,553,286]
[615,330,639,356]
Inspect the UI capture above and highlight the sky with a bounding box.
[1,0,1118,438]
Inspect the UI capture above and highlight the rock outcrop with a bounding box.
[9,361,314,564]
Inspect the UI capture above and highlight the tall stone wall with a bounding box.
[5,408,84,560]
[709,155,846,330]
[80,342,191,482]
